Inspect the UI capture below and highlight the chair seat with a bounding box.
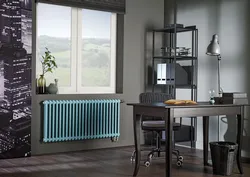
[142,121,181,131]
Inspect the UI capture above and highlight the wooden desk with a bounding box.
[127,102,246,177]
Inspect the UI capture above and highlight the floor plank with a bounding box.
[0,146,248,177]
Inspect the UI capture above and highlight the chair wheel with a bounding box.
[130,151,136,163]
[176,161,183,167]
[144,161,150,167]
[148,153,153,159]
[178,156,184,161]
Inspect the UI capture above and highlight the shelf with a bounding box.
[153,56,197,61]
[154,84,196,89]
[153,25,197,33]
[176,85,197,89]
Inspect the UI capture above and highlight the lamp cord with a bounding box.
[220,116,248,136]
[217,55,222,140]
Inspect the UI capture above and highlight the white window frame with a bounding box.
[36,3,117,94]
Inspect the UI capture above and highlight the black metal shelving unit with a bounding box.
[150,24,198,148]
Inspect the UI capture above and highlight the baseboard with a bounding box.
[242,157,250,163]
[175,145,250,164]
[175,143,193,149]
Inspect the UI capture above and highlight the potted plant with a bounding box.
[37,48,57,94]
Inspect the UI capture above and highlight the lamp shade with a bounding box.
[206,34,221,56]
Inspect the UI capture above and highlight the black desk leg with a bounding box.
[165,109,173,177]
[236,107,244,174]
[133,112,141,177]
[191,117,196,149]
[203,116,209,166]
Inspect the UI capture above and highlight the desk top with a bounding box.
[127,102,248,109]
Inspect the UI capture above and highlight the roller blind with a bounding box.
[36,0,126,14]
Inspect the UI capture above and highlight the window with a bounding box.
[37,3,117,94]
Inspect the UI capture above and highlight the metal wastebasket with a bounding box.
[210,142,238,176]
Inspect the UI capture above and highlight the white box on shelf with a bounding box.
[157,64,163,84]
[157,63,186,85]
[157,63,167,84]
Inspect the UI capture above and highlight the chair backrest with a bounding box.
[139,92,182,127]
[139,92,173,104]
[139,92,173,121]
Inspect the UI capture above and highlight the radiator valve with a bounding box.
[111,137,119,142]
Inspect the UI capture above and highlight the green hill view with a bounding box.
[37,35,111,88]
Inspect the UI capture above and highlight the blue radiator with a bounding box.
[42,99,121,143]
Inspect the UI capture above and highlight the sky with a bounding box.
[37,3,111,39]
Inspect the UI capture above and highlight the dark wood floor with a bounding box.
[0,146,249,177]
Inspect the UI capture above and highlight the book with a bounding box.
[222,92,247,99]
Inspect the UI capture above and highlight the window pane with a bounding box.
[37,3,71,87]
[81,9,112,87]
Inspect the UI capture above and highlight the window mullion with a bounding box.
[71,8,78,92]
[76,8,83,93]
[110,13,117,91]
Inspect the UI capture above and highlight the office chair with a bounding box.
[130,92,183,167]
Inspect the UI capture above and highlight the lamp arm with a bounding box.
[217,55,223,96]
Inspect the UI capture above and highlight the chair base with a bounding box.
[131,129,183,167]
[131,148,184,167]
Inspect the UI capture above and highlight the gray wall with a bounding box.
[165,0,250,158]
[31,0,164,155]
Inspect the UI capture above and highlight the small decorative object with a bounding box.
[161,47,191,57]
[164,23,184,28]
[37,48,57,94]
[38,75,46,94]
[177,47,191,56]
[47,79,58,94]
[209,89,215,104]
